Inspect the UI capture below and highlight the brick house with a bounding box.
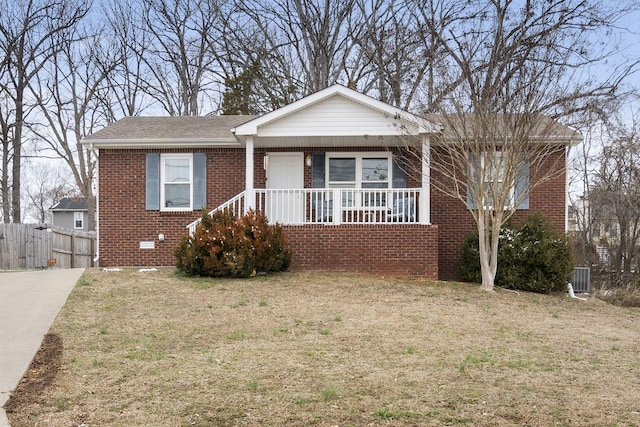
[82,85,579,280]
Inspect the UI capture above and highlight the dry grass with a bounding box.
[595,283,640,308]
[8,268,640,426]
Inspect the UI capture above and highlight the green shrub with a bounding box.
[175,209,292,278]
[459,231,483,284]
[459,213,574,293]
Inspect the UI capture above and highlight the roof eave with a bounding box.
[81,138,241,149]
[437,134,583,146]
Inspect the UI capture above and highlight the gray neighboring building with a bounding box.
[50,197,93,231]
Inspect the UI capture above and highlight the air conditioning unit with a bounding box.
[571,267,591,294]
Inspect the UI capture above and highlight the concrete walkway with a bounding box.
[0,268,84,427]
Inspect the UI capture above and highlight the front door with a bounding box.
[266,153,304,224]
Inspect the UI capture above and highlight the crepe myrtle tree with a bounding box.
[426,114,573,292]
[403,0,634,291]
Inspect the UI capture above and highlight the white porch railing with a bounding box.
[187,191,246,235]
[254,188,421,225]
[187,188,421,234]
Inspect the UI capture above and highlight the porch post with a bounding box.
[245,136,255,212]
[420,136,430,224]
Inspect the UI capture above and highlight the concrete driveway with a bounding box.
[0,268,84,427]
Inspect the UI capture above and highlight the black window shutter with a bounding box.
[146,153,160,210]
[392,153,407,188]
[193,153,207,209]
[515,153,530,209]
[311,153,325,188]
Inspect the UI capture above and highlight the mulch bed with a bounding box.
[4,333,63,413]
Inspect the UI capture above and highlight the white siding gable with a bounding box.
[256,95,409,137]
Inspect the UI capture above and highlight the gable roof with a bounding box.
[50,197,88,212]
[82,116,257,149]
[81,87,580,150]
[233,84,442,138]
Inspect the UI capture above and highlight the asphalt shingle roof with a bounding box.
[83,113,579,146]
[50,197,88,211]
[84,116,258,141]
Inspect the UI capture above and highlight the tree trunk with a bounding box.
[476,207,504,292]
[11,85,22,223]
[479,249,496,291]
[1,136,9,223]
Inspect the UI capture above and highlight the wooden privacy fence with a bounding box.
[0,224,96,269]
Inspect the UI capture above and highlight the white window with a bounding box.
[161,154,193,211]
[327,153,391,189]
[74,211,84,229]
[481,151,514,209]
[468,151,529,210]
[327,153,391,207]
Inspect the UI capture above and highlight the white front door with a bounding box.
[266,153,304,224]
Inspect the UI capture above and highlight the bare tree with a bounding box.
[234,0,362,97]
[100,0,156,121]
[136,0,223,116]
[282,0,358,93]
[213,1,308,113]
[23,161,73,223]
[568,125,601,265]
[28,21,116,232]
[407,0,474,112]
[0,68,13,222]
[352,0,435,109]
[408,0,636,291]
[590,115,640,284]
[566,109,615,266]
[214,0,462,113]
[0,0,89,223]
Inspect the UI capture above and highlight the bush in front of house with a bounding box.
[175,209,292,278]
[459,212,574,293]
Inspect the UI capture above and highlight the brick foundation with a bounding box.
[283,224,439,279]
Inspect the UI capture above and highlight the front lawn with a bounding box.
[7,269,640,426]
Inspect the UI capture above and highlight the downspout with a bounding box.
[88,142,100,266]
[567,283,587,301]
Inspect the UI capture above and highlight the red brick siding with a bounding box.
[284,224,439,279]
[430,148,567,281]
[98,146,403,268]
[98,146,565,282]
[98,148,246,267]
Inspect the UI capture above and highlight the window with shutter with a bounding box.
[146,153,206,212]
[467,151,529,210]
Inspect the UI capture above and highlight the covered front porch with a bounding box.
[194,85,440,233]
[187,85,442,278]
[188,187,422,234]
